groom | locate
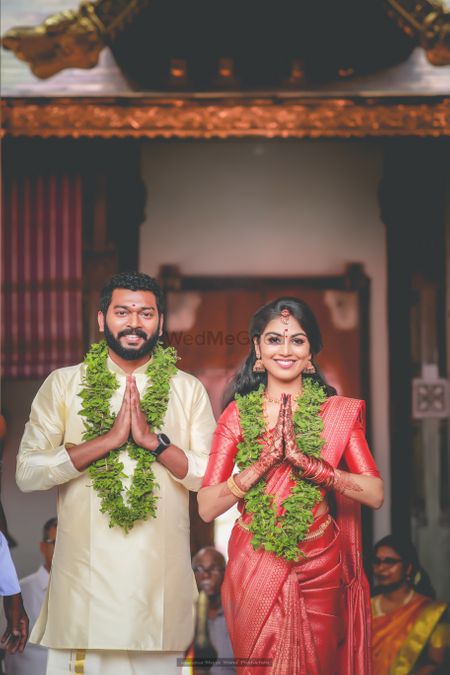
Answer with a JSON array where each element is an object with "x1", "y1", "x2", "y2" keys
[{"x1": 16, "y1": 271, "x2": 216, "y2": 675}]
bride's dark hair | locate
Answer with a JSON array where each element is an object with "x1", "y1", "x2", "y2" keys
[{"x1": 223, "y1": 296, "x2": 336, "y2": 407}]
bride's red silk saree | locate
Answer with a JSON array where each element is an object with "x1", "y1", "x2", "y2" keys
[{"x1": 202, "y1": 396, "x2": 380, "y2": 675}]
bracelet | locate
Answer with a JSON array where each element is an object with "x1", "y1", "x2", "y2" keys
[
  {"x1": 300, "y1": 456, "x2": 336, "y2": 489},
  {"x1": 227, "y1": 474, "x2": 246, "y2": 499}
]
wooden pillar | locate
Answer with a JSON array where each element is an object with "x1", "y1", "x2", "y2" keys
[
  {"x1": 82, "y1": 140, "x2": 145, "y2": 348},
  {"x1": 380, "y1": 139, "x2": 448, "y2": 546}
]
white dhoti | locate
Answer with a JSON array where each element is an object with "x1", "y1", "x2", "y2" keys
[{"x1": 47, "y1": 648, "x2": 183, "y2": 674}]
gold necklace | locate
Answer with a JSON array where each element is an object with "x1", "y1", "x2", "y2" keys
[
  {"x1": 263, "y1": 391, "x2": 301, "y2": 438},
  {"x1": 375, "y1": 588, "x2": 414, "y2": 617},
  {"x1": 264, "y1": 393, "x2": 281, "y2": 404},
  {"x1": 264, "y1": 390, "x2": 302, "y2": 405}
]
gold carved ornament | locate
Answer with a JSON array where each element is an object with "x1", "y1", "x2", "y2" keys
[
  {"x1": 384, "y1": 0, "x2": 450, "y2": 65},
  {"x1": 1, "y1": 97, "x2": 449, "y2": 139},
  {"x1": 0, "y1": 0, "x2": 150, "y2": 79}
]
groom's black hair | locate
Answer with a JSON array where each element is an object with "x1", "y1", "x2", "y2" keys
[{"x1": 99, "y1": 271, "x2": 165, "y2": 316}]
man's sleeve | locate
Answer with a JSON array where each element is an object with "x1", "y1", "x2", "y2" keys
[
  {"x1": 0, "y1": 533, "x2": 20, "y2": 596},
  {"x1": 16, "y1": 370, "x2": 82, "y2": 492},
  {"x1": 171, "y1": 380, "x2": 216, "y2": 492}
]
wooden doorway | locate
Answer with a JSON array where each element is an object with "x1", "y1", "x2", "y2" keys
[{"x1": 159, "y1": 263, "x2": 372, "y2": 556}]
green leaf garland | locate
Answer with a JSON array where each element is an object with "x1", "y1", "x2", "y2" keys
[
  {"x1": 235, "y1": 378, "x2": 327, "y2": 561},
  {"x1": 79, "y1": 340, "x2": 178, "y2": 533}
]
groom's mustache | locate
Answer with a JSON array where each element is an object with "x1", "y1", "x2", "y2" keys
[{"x1": 117, "y1": 328, "x2": 148, "y2": 340}]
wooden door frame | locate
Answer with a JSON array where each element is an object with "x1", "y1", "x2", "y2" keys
[
  {"x1": 159, "y1": 262, "x2": 371, "y2": 433},
  {"x1": 160, "y1": 262, "x2": 374, "y2": 559}
]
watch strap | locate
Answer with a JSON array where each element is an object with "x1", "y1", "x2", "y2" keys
[{"x1": 150, "y1": 433, "x2": 171, "y2": 457}]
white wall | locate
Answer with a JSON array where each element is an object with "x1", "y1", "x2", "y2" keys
[
  {"x1": 1, "y1": 138, "x2": 391, "y2": 578},
  {"x1": 140, "y1": 138, "x2": 391, "y2": 540},
  {"x1": 1, "y1": 379, "x2": 56, "y2": 578}
]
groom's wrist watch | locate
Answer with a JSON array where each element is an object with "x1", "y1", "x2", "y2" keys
[{"x1": 150, "y1": 433, "x2": 171, "y2": 457}]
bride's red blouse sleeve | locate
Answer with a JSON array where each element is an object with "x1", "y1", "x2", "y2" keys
[
  {"x1": 201, "y1": 401, "x2": 242, "y2": 487},
  {"x1": 342, "y1": 402, "x2": 381, "y2": 477}
]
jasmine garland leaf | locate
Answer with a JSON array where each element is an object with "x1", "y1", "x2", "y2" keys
[
  {"x1": 78, "y1": 340, "x2": 178, "y2": 532},
  {"x1": 235, "y1": 378, "x2": 327, "y2": 562}
]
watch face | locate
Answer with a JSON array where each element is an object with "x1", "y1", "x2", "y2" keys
[{"x1": 159, "y1": 433, "x2": 171, "y2": 447}]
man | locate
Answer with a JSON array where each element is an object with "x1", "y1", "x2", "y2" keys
[
  {"x1": 0, "y1": 505, "x2": 29, "y2": 660},
  {"x1": 16, "y1": 271, "x2": 216, "y2": 675},
  {"x1": 5, "y1": 517, "x2": 57, "y2": 675},
  {"x1": 0, "y1": 533, "x2": 29, "y2": 660},
  {"x1": 192, "y1": 548, "x2": 236, "y2": 675}
]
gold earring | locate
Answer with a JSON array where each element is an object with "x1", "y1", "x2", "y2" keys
[
  {"x1": 304, "y1": 360, "x2": 316, "y2": 374},
  {"x1": 253, "y1": 350, "x2": 265, "y2": 373}
]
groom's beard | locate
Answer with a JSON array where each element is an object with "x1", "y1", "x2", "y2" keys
[{"x1": 104, "y1": 322, "x2": 160, "y2": 361}]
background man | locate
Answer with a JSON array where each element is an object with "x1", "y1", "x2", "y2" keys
[
  {"x1": 0, "y1": 502, "x2": 29, "y2": 664},
  {"x1": 192, "y1": 547, "x2": 236, "y2": 675},
  {"x1": 16, "y1": 271, "x2": 216, "y2": 675},
  {"x1": 5, "y1": 517, "x2": 57, "y2": 675}
]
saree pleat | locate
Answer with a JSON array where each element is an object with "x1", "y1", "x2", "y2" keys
[
  {"x1": 223, "y1": 512, "x2": 342, "y2": 674},
  {"x1": 334, "y1": 492, "x2": 373, "y2": 675}
]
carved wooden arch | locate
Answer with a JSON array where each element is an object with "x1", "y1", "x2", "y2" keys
[{"x1": 1, "y1": 95, "x2": 449, "y2": 139}]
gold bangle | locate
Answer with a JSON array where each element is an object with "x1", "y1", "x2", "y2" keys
[{"x1": 227, "y1": 475, "x2": 246, "y2": 499}]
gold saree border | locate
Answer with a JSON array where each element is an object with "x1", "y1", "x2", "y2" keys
[
  {"x1": 1, "y1": 96, "x2": 449, "y2": 139},
  {"x1": 429, "y1": 621, "x2": 450, "y2": 649},
  {"x1": 390, "y1": 601, "x2": 448, "y2": 674}
]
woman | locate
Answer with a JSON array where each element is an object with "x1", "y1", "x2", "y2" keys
[
  {"x1": 198, "y1": 297, "x2": 384, "y2": 675},
  {"x1": 372, "y1": 535, "x2": 449, "y2": 674}
]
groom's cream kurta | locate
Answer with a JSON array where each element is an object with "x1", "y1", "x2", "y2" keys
[{"x1": 16, "y1": 357, "x2": 216, "y2": 652}]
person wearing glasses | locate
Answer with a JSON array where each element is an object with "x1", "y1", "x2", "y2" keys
[
  {"x1": 198, "y1": 297, "x2": 383, "y2": 675},
  {"x1": 5, "y1": 517, "x2": 57, "y2": 675},
  {"x1": 371, "y1": 535, "x2": 449, "y2": 674}
]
